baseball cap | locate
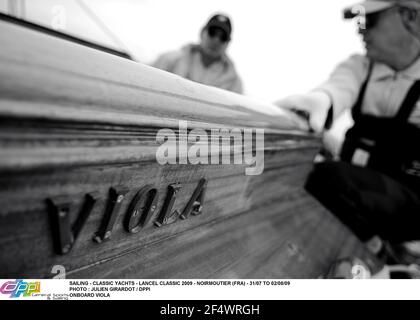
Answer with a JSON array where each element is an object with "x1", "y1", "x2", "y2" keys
[
  {"x1": 344, "y1": 0, "x2": 420, "y2": 19},
  {"x1": 203, "y1": 14, "x2": 232, "y2": 40}
]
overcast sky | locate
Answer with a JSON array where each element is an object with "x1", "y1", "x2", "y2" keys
[{"x1": 0, "y1": 0, "x2": 363, "y2": 102}]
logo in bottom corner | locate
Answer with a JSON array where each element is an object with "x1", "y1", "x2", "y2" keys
[{"x1": 0, "y1": 280, "x2": 41, "y2": 298}]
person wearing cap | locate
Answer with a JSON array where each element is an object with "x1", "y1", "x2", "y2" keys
[
  {"x1": 276, "y1": 0, "x2": 420, "y2": 264},
  {"x1": 152, "y1": 13, "x2": 243, "y2": 94}
]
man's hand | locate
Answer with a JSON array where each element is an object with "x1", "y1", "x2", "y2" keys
[{"x1": 274, "y1": 91, "x2": 331, "y2": 133}]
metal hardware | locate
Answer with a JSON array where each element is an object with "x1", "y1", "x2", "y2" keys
[
  {"x1": 125, "y1": 186, "x2": 158, "y2": 234},
  {"x1": 47, "y1": 192, "x2": 98, "y2": 255},
  {"x1": 93, "y1": 186, "x2": 128, "y2": 243},
  {"x1": 154, "y1": 183, "x2": 182, "y2": 227},
  {"x1": 180, "y1": 178, "x2": 207, "y2": 219}
]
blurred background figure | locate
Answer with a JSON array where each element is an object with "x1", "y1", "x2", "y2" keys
[{"x1": 152, "y1": 13, "x2": 243, "y2": 93}]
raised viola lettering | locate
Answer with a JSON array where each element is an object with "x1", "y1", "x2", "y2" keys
[{"x1": 125, "y1": 185, "x2": 158, "y2": 233}]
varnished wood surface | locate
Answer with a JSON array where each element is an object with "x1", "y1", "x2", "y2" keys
[
  {"x1": 0, "y1": 20, "x2": 306, "y2": 132},
  {"x1": 0, "y1": 17, "x2": 380, "y2": 278}
]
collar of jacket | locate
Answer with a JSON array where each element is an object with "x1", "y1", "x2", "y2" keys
[
  {"x1": 372, "y1": 55, "x2": 420, "y2": 81},
  {"x1": 186, "y1": 43, "x2": 231, "y2": 68}
]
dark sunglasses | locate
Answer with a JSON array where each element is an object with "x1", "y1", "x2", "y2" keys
[
  {"x1": 207, "y1": 27, "x2": 229, "y2": 42},
  {"x1": 364, "y1": 12, "x2": 382, "y2": 29},
  {"x1": 362, "y1": 7, "x2": 399, "y2": 30}
]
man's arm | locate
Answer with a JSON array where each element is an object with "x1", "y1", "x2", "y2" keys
[
  {"x1": 152, "y1": 50, "x2": 181, "y2": 73},
  {"x1": 315, "y1": 54, "x2": 370, "y2": 122},
  {"x1": 226, "y1": 75, "x2": 243, "y2": 94},
  {"x1": 274, "y1": 91, "x2": 331, "y2": 133},
  {"x1": 274, "y1": 54, "x2": 369, "y2": 133}
]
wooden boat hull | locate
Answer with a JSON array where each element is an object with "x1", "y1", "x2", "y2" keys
[{"x1": 0, "y1": 17, "x2": 379, "y2": 278}]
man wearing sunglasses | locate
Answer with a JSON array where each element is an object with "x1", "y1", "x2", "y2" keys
[
  {"x1": 276, "y1": 0, "x2": 420, "y2": 267},
  {"x1": 153, "y1": 13, "x2": 243, "y2": 94}
]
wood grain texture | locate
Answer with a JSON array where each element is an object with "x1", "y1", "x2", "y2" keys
[{"x1": 0, "y1": 17, "x2": 381, "y2": 279}]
